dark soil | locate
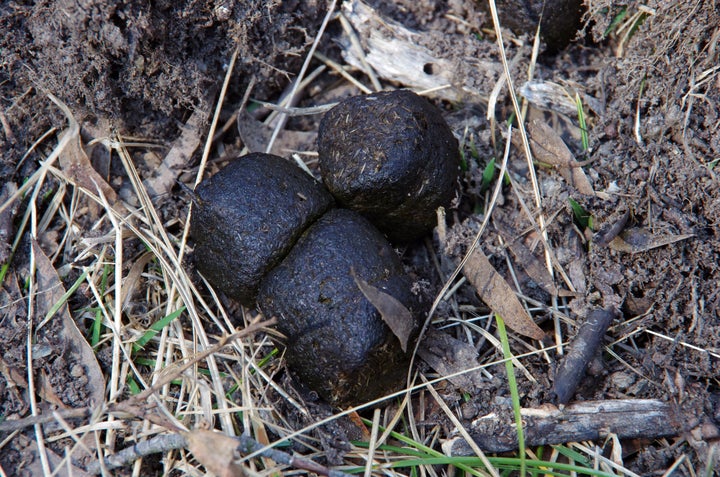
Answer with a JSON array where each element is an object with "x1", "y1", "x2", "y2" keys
[{"x1": 1, "y1": 0, "x2": 718, "y2": 476}]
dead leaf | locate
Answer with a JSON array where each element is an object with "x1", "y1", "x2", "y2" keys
[
  {"x1": 527, "y1": 120, "x2": 594, "y2": 195},
  {"x1": 120, "y1": 251, "x2": 155, "y2": 309},
  {"x1": 593, "y1": 209, "x2": 631, "y2": 247},
  {"x1": 33, "y1": 241, "x2": 105, "y2": 409},
  {"x1": 49, "y1": 94, "x2": 117, "y2": 203},
  {"x1": 144, "y1": 105, "x2": 210, "y2": 197},
  {"x1": 0, "y1": 355, "x2": 27, "y2": 390},
  {"x1": 418, "y1": 328, "x2": 485, "y2": 390},
  {"x1": 463, "y1": 247, "x2": 545, "y2": 341},
  {"x1": 520, "y1": 81, "x2": 577, "y2": 116},
  {"x1": 352, "y1": 269, "x2": 415, "y2": 352},
  {"x1": 347, "y1": 410, "x2": 371, "y2": 440},
  {"x1": 185, "y1": 429, "x2": 246, "y2": 477},
  {"x1": 607, "y1": 228, "x2": 694, "y2": 253},
  {"x1": 23, "y1": 437, "x2": 93, "y2": 477},
  {"x1": 494, "y1": 219, "x2": 559, "y2": 296}
]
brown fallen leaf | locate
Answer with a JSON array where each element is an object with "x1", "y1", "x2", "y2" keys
[
  {"x1": 33, "y1": 241, "x2": 105, "y2": 409},
  {"x1": 527, "y1": 120, "x2": 594, "y2": 196},
  {"x1": 607, "y1": 228, "x2": 694, "y2": 253},
  {"x1": 347, "y1": 410, "x2": 372, "y2": 440},
  {"x1": 120, "y1": 251, "x2": 155, "y2": 309},
  {"x1": 23, "y1": 438, "x2": 93, "y2": 477},
  {"x1": 463, "y1": 247, "x2": 545, "y2": 341},
  {"x1": 0, "y1": 354, "x2": 28, "y2": 390},
  {"x1": 494, "y1": 218, "x2": 559, "y2": 296},
  {"x1": 593, "y1": 209, "x2": 631, "y2": 247},
  {"x1": 184, "y1": 429, "x2": 246, "y2": 477},
  {"x1": 352, "y1": 269, "x2": 415, "y2": 352},
  {"x1": 48, "y1": 94, "x2": 117, "y2": 203},
  {"x1": 144, "y1": 105, "x2": 210, "y2": 197}
]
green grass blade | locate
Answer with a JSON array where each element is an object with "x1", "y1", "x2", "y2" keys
[
  {"x1": 496, "y1": 314, "x2": 526, "y2": 476},
  {"x1": 132, "y1": 306, "x2": 186, "y2": 352},
  {"x1": 41, "y1": 267, "x2": 91, "y2": 325},
  {"x1": 603, "y1": 7, "x2": 628, "y2": 37},
  {"x1": 575, "y1": 93, "x2": 589, "y2": 152},
  {"x1": 481, "y1": 158, "x2": 497, "y2": 192}
]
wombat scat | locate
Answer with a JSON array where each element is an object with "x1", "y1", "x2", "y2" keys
[
  {"x1": 191, "y1": 90, "x2": 462, "y2": 406},
  {"x1": 318, "y1": 90, "x2": 461, "y2": 242},
  {"x1": 258, "y1": 209, "x2": 419, "y2": 405},
  {"x1": 190, "y1": 153, "x2": 333, "y2": 306},
  {"x1": 190, "y1": 154, "x2": 419, "y2": 405}
]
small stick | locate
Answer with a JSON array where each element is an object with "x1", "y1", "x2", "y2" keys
[
  {"x1": 0, "y1": 408, "x2": 91, "y2": 433},
  {"x1": 85, "y1": 433, "x2": 187, "y2": 474},
  {"x1": 85, "y1": 431, "x2": 356, "y2": 476},
  {"x1": 235, "y1": 433, "x2": 354, "y2": 477},
  {"x1": 552, "y1": 308, "x2": 616, "y2": 404}
]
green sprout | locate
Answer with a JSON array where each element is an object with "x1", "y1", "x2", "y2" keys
[
  {"x1": 569, "y1": 197, "x2": 593, "y2": 231},
  {"x1": 575, "y1": 93, "x2": 589, "y2": 152}
]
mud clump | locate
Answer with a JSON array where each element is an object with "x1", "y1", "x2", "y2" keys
[
  {"x1": 258, "y1": 209, "x2": 417, "y2": 405},
  {"x1": 190, "y1": 153, "x2": 333, "y2": 307},
  {"x1": 318, "y1": 90, "x2": 461, "y2": 242}
]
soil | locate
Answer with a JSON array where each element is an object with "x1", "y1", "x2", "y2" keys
[{"x1": 1, "y1": 1, "x2": 719, "y2": 476}]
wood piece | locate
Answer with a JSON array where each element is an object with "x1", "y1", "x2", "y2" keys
[
  {"x1": 340, "y1": 0, "x2": 506, "y2": 101},
  {"x1": 552, "y1": 308, "x2": 616, "y2": 404},
  {"x1": 0, "y1": 182, "x2": 18, "y2": 264},
  {"x1": 446, "y1": 399, "x2": 690, "y2": 454}
]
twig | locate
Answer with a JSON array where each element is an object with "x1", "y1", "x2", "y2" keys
[
  {"x1": 235, "y1": 433, "x2": 354, "y2": 477},
  {"x1": 85, "y1": 431, "x2": 355, "y2": 477},
  {"x1": 448, "y1": 399, "x2": 692, "y2": 454},
  {"x1": 84, "y1": 433, "x2": 187, "y2": 475},
  {"x1": 251, "y1": 100, "x2": 337, "y2": 116},
  {"x1": 0, "y1": 408, "x2": 91, "y2": 433}
]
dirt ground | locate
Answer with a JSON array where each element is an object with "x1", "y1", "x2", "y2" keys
[{"x1": 1, "y1": 0, "x2": 719, "y2": 476}]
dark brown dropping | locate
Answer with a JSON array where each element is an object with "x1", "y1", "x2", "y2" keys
[
  {"x1": 479, "y1": 0, "x2": 585, "y2": 52},
  {"x1": 258, "y1": 209, "x2": 420, "y2": 406},
  {"x1": 190, "y1": 153, "x2": 333, "y2": 306},
  {"x1": 318, "y1": 90, "x2": 461, "y2": 242}
]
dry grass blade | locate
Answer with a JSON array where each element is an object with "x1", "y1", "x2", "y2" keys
[{"x1": 265, "y1": 0, "x2": 337, "y2": 154}]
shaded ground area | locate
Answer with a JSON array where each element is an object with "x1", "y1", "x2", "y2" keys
[{"x1": 1, "y1": 0, "x2": 718, "y2": 476}]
